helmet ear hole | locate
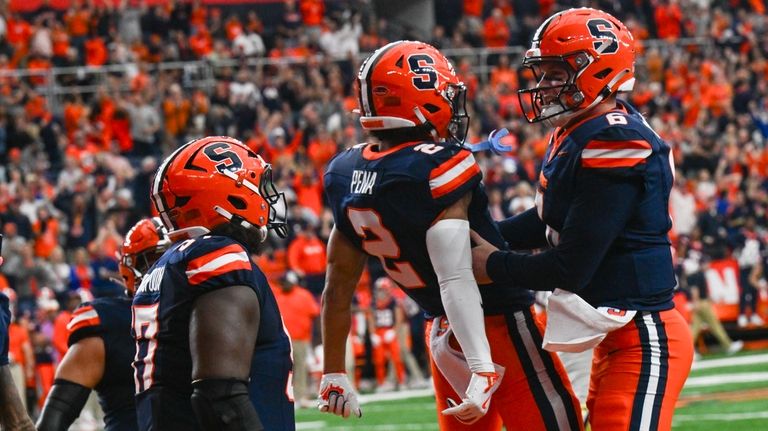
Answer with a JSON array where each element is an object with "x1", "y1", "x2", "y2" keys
[
  {"x1": 593, "y1": 68, "x2": 612, "y2": 79},
  {"x1": 422, "y1": 104, "x2": 441, "y2": 114},
  {"x1": 175, "y1": 196, "x2": 191, "y2": 207},
  {"x1": 227, "y1": 196, "x2": 247, "y2": 210}
]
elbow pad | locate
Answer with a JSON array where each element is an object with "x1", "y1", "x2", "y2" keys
[
  {"x1": 426, "y1": 219, "x2": 494, "y2": 373},
  {"x1": 36, "y1": 379, "x2": 91, "y2": 431},
  {"x1": 191, "y1": 378, "x2": 263, "y2": 431}
]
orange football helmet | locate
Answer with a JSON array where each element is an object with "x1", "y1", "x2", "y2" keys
[
  {"x1": 518, "y1": 8, "x2": 635, "y2": 123},
  {"x1": 151, "y1": 136, "x2": 287, "y2": 241},
  {"x1": 356, "y1": 40, "x2": 469, "y2": 143},
  {"x1": 119, "y1": 217, "x2": 170, "y2": 296}
]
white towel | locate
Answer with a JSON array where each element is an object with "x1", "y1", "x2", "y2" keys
[
  {"x1": 429, "y1": 316, "x2": 505, "y2": 396},
  {"x1": 543, "y1": 289, "x2": 636, "y2": 353}
]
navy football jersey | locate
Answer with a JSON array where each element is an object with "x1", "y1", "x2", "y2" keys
[
  {"x1": 324, "y1": 141, "x2": 533, "y2": 317},
  {"x1": 373, "y1": 299, "x2": 396, "y2": 329},
  {"x1": 1, "y1": 292, "x2": 9, "y2": 367},
  {"x1": 68, "y1": 297, "x2": 137, "y2": 431},
  {"x1": 492, "y1": 100, "x2": 676, "y2": 311},
  {"x1": 132, "y1": 235, "x2": 294, "y2": 431}
]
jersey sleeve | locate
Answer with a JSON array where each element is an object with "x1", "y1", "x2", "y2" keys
[
  {"x1": 67, "y1": 303, "x2": 104, "y2": 346},
  {"x1": 487, "y1": 169, "x2": 642, "y2": 292},
  {"x1": 427, "y1": 149, "x2": 482, "y2": 206},
  {"x1": 183, "y1": 237, "x2": 262, "y2": 299},
  {"x1": 1, "y1": 295, "x2": 10, "y2": 366},
  {"x1": 579, "y1": 127, "x2": 652, "y2": 176}
]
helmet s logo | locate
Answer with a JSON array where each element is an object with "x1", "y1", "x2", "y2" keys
[
  {"x1": 407, "y1": 54, "x2": 438, "y2": 90},
  {"x1": 203, "y1": 142, "x2": 244, "y2": 173},
  {"x1": 587, "y1": 19, "x2": 619, "y2": 55}
]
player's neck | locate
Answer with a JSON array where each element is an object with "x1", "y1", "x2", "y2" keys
[
  {"x1": 372, "y1": 140, "x2": 400, "y2": 152},
  {"x1": 560, "y1": 99, "x2": 618, "y2": 132}
]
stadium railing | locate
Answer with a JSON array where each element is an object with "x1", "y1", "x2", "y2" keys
[{"x1": 0, "y1": 38, "x2": 710, "y2": 114}]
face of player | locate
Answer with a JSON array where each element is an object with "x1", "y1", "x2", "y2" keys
[
  {"x1": 532, "y1": 61, "x2": 578, "y2": 127},
  {"x1": 532, "y1": 61, "x2": 579, "y2": 128}
]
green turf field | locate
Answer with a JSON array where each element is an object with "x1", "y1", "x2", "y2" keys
[{"x1": 297, "y1": 350, "x2": 768, "y2": 430}]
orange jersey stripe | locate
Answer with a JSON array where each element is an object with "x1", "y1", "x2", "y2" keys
[
  {"x1": 429, "y1": 151, "x2": 473, "y2": 180},
  {"x1": 68, "y1": 317, "x2": 101, "y2": 333},
  {"x1": 186, "y1": 244, "x2": 245, "y2": 272},
  {"x1": 582, "y1": 157, "x2": 648, "y2": 169},
  {"x1": 584, "y1": 139, "x2": 652, "y2": 150},
  {"x1": 431, "y1": 164, "x2": 481, "y2": 198},
  {"x1": 187, "y1": 255, "x2": 252, "y2": 285},
  {"x1": 67, "y1": 306, "x2": 100, "y2": 333}
]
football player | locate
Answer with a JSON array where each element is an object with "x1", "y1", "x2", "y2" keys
[
  {"x1": 471, "y1": 8, "x2": 694, "y2": 431},
  {"x1": 135, "y1": 136, "x2": 294, "y2": 431},
  {"x1": 36, "y1": 217, "x2": 170, "y2": 431},
  {"x1": 320, "y1": 40, "x2": 582, "y2": 430},
  {"x1": 368, "y1": 279, "x2": 406, "y2": 389},
  {"x1": 1, "y1": 272, "x2": 35, "y2": 430}
]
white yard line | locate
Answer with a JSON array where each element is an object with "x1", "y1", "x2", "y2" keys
[
  {"x1": 296, "y1": 421, "x2": 327, "y2": 430},
  {"x1": 363, "y1": 402, "x2": 437, "y2": 413},
  {"x1": 358, "y1": 388, "x2": 434, "y2": 404},
  {"x1": 692, "y1": 353, "x2": 768, "y2": 371},
  {"x1": 685, "y1": 372, "x2": 768, "y2": 388},
  {"x1": 674, "y1": 411, "x2": 768, "y2": 422}
]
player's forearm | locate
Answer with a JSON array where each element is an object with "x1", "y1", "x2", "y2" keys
[
  {"x1": 0, "y1": 366, "x2": 35, "y2": 431},
  {"x1": 487, "y1": 174, "x2": 641, "y2": 292},
  {"x1": 322, "y1": 228, "x2": 366, "y2": 373},
  {"x1": 36, "y1": 379, "x2": 91, "y2": 431},
  {"x1": 427, "y1": 219, "x2": 494, "y2": 373},
  {"x1": 321, "y1": 289, "x2": 353, "y2": 373},
  {"x1": 496, "y1": 207, "x2": 548, "y2": 250}
]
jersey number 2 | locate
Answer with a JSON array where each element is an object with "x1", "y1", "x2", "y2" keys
[
  {"x1": 132, "y1": 303, "x2": 159, "y2": 392},
  {"x1": 347, "y1": 208, "x2": 425, "y2": 289}
]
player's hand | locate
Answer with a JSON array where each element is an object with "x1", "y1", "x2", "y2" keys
[
  {"x1": 442, "y1": 371, "x2": 501, "y2": 424},
  {"x1": 469, "y1": 230, "x2": 497, "y2": 284},
  {"x1": 370, "y1": 333, "x2": 381, "y2": 347},
  {"x1": 318, "y1": 373, "x2": 362, "y2": 418}
]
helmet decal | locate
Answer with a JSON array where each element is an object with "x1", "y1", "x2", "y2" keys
[{"x1": 518, "y1": 8, "x2": 636, "y2": 124}]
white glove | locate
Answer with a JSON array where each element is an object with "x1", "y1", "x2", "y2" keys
[
  {"x1": 317, "y1": 373, "x2": 362, "y2": 418},
  {"x1": 442, "y1": 371, "x2": 501, "y2": 424},
  {"x1": 382, "y1": 329, "x2": 396, "y2": 343},
  {"x1": 370, "y1": 333, "x2": 381, "y2": 347}
]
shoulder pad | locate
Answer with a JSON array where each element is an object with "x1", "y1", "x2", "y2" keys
[{"x1": 183, "y1": 236, "x2": 251, "y2": 286}]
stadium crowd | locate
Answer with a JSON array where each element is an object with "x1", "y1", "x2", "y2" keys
[{"x1": 1, "y1": 0, "x2": 768, "y2": 418}]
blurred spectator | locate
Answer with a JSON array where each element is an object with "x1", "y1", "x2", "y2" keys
[
  {"x1": 287, "y1": 222, "x2": 326, "y2": 297},
  {"x1": 682, "y1": 241, "x2": 744, "y2": 357},
  {"x1": 163, "y1": 83, "x2": 191, "y2": 146},
  {"x1": 271, "y1": 271, "x2": 319, "y2": 407},
  {"x1": 671, "y1": 175, "x2": 698, "y2": 238},
  {"x1": 318, "y1": 13, "x2": 361, "y2": 58},
  {"x1": 230, "y1": 69, "x2": 261, "y2": 135},
  {"x1": 126, "y1": 92, "x2": 160, "y2": 158},
  {"x1": 2, "y1": 287, "x2": 34, "y2": 412},
  {"x1": 46, "y1": 247, "x2": 70, "y2": 293},
  {"x1": 369, "y1": 279, "x2": 406, "y2": 392},
  {"x1": 299, "y1": 0, "x2": 325, "y2": 41},
  {"x1": 88, "y1": 222, "x2": 122, "y2": 298},
  {"x1": 734, "y1": 217, "x2": 766, "y2": 327},
  {"x1": 483, "y1": 8, "x2": 510, "y2": 49},
  {"x1": 655, "y1": 0, "x2": 683, "y2": 40},
  {"x1": 69, "y1": 248, "x2": 93, "y2": 291}
]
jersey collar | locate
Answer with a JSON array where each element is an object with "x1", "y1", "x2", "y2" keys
[{"x1": 362, "y1": 141, "x2": 421, "y2": 160}]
